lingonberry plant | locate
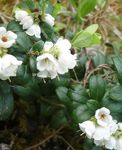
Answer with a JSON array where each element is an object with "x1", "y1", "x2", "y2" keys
[{"x1": 0, "y1": 0, "x2": 122, "y2": 149}]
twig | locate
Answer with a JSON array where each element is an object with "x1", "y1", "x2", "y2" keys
[
  {"x1": 24, "y1": 125, "x2": 66, "y2": 150},
  {"x1": 57, "y1": 136, "x2": 75, "y2": 150},
  {"x1": 73, "y1": 69, "x2": 79, "y2": 82},
  {"x1": 40, "y1": 96, "x2": 65, "y2": 108}
]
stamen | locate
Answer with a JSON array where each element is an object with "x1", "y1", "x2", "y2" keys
[{"x1": 1, "y1": 36, "x2": 8, "y2": 42}]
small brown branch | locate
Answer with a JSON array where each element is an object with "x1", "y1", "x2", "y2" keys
[
  {"x1": 58, "y1": 136, "x2": 76, "y2": 150},
  {"x1": 24, "y1": 126, "x2": 66, "y2": 150},
  {"x1": 40, "y1": 96, "x2": 65, "y2": 108}
]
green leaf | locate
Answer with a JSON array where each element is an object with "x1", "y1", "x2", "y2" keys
[
  {"x1": 78, "y1": 0, "x2": 97, "y2": 18},
  {"x1": 13, "y1": 80, "x2": 40, "y2": 100},
  {"x1": 53, "y1": 74, "x2": 70, "y2": 87},
  {"x1": 29, "y1": 56, "x2": 37, "y2": 73},
  {"x1": 32, "y1": 40, "x2": 44, "y2": 51},
  {"x1": 15, "y1": 65, "x2": 32, "y2": 85},
  {"x1": 113, "y1": 56, "x2": 122, "y2": 84},
  {"x1": 16, "y1": 32, "x2": 32, "y2": 51},
  {"x1": 69, "y1": 84, "x2": 89, "y2": 103},
  {"x1": 109, "y1": 86, "x2": 122, "y2": 102},
  {"x1": 93, "y1": 51, "x2": 106, "y2": 67},
  {"x1": 89, "y1": 75, "x2": 106, "y2": 100},
  {"x1": 52, "y1": 3, "x2": 62, "y2": 16},
  {"x1": 41, "y1": 22, "x2": 54, "y2": 40},
  {"x1": 85, "y1": 24, "x2": 99, "y2": 34},
  {"x1": 102, "y1": 96, "x2": 122, "y2": 114},
  {"x1": 18, "y1": 0, "x2": 35, "y2": 11},
  {"x1": 13, "y1": 85, "x2": 32, "y2": 99},
  {"x1": 56, "y1": 87, "x2": 71, "y2": 105},
  {"x1": 72, "y1": 25, "x2": 101, "y2": 48},
  {"x1": 0, "y1": 81, "x2": 14, "y2": 120},
  {"x1": 51, "y1": 110, "x2": 68, "y2": 128},
  {"x1": 87, "y1": 99, "x2": 99, "y2": 111},
  {"x1": 7, "y1": 20, "x2": 23, "y2": 32},
  {"x1": 71, "y1": 104, "x2": 92, "y2": 123}
]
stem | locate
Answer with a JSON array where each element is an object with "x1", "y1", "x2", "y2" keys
[{"x1": 24, "y1": 125, "x2": 66, "y2": 150}]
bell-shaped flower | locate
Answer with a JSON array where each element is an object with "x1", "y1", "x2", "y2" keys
[
  {"x1": 116, "y1": 137, "x2": 122, "y2": 150},
  {"x1": 55, "y1": 38, "x2": 77, "y2": 74},
  {"x1": 26, "y1": 24, "x2": 41, "y2": 38},
  {"x1": 42, "y1": 38, "x2": 77, "y2": 75},
  {"x1": 104, "y1": 136, "x2": 117, "y2": 150},
  {"x1": 0, "y1": 27, "x2": 17, "y2": 48},
  {"x1": 44, "y1": 14, "x2": 55, "y2": 26},
  {"x1": 20, "y1": 15, "x2": 33, "y2": 30},
  {"x1": 43, "y1": 41, "x2": 54, "y2": 52},
  {"x1": 0, "y1": 54, "x2": 22, "y2": 80},
  {"x1": 95, "y1": 107, "x2": 112, "y2": 127},
  {"x1": 79, "y1": 120, "x2": 96, "y2": 139},
  {"x1": 93, "y1": 125, "x2": 111, "y2": 141},
  {"x1": 15, "y1": 9, "x2": 28, "y2": 22},
  {"x1": 36, "y1": 53, "x2": 58, "y2": 79}
]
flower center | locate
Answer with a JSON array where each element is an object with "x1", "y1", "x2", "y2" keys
[
  {"x1": 44, "y1": 58, "x2": 49, "y2": 64},
  {"x1": 49, "y1": 46, "x2": 60, "y2": 59},
  {"x1": 1, "y1": 36, "x2": 8, "y2": 42},
  {"x1": 100, "y1": 113, "x2": 106, "y2": 120}
]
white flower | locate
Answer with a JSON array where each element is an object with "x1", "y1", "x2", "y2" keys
[
  {"x1": 0, "y1": 54, "x2": 22, "y2": 80},
  {"x1": 104, "y1": 136, "x2": 116, "y2": 150},
  {"x1": 36, "y1": 53, "x2": 58, "y2": 79},
  {"x1": 44, "y1": 14, "x2": 55, "y2": 26},
  {"x1": 26, "y1": 24, "x2": 41, "y2": 38},
  {"x1": 0, "y1": 27, "x2": 17, "y2": 48},
  {"x1": 43, "y1": 41, "x2": 53, "y2": 52},
  {"x1": 116, "y1": 137, "x2": 122, "y2": 150},
  {"x1": 109, "y1": 120, "x2": 118, "y2": 134},
  {"x1": 95, "y1": 107, "x2": 112, "y2": 127},
  {"x1": 37, "y1": 70, "x2": 57, "y2": 79},
  {"x1": 43, "y1": 38, "x2": 77, "y2": 75},
  {"x1": 93, "y1": 125, "x2": 111, "y2": 141},
  {"x1": 118, "y1": 123, "x2": 122, "y2": 130},
  {"x1": 94, "y1": 139, "x2": 105, "y2": 146},
  {"x1": 79, "y1": 121, "x2": 96, "y2": 139},
  {"x1": 20, "y1": 15, "x2": 33, "y2": 30},
  {"x1": 54, "y1": 38, "x2": 76, "y2": 74},
  {"x1": 15, "y1": 10, "x2": 28, "y2": 22}
]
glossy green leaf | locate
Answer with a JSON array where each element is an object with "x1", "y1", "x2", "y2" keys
[
  {"x1": 7, "y1": 20, "x2": 23, "y2": 32},
  {"x1": 93, "y1": 51, "x2": 106, "y2": 67},
  {"x1": 16, "y1": 32, "x2": 32, "y2": 51},
  {"x1": 109, "y1": 86, "x2": 122, "y2": 102},
  {"x1": 87, "y1": 99, "x2": 99, "y2": 111},
  {"x1": 89, "y1": 75, "x2": 106, "y2": 100},
  {"x1": 102, "y1": 96, "x2": 122, "y2": 114},
  {"x1": 51, "y1": 110, "x2": 68, "y2": 128},
  {"x1": 41, "y1": 22, "x2": 54, "y2": 40},
  {"x1": 71, "y1": 104, "x2": 92, "y2": 123},
  {"x1": 113, "y1": 56, "x2": 122, "y2": 84},
  {"x1": 69, "y1": 84, "x2": 89, "y2": 103},
  {"x1": 78, "y1": 0, "x2": 97, "y2": 18},
  {"x1": 0, "y1": 81, "x2": 14, "y2": 120},
  {"x1": 32, "y1": 40, "x2": 44, "y2": 51},
  {"x1": 72, "y1": 25, "x2": 101, "y2": 48},
  {"x1": 56, "y1": 87, "x2": 71, "y2": 105},
  {"x1": 29, "y1": 56, "x2": 37, "y2": 73},
  {"x1": 15, "y1": 65, "x2": 32, "y2": 85}
]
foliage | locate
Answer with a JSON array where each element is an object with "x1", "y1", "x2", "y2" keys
[{"x1": 0, "y1": 0, "x2": 122, "y2": 150}]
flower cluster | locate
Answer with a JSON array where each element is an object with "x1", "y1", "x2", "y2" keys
[
  {"x1": 36, "y1": 38, "x2": 77, "y2": 79},
  {"x1": 79, "y1": 107, "x2": 122, "y2": 150},
  {"x1": 15, "y1": 9, "x2": 55, "y2": 39},
  {"x1": 14, "y1": 9, "x2": 76, "y2": 79},
  {"x1": 15, "y1": 9, "x2": 41, "y2": 38},
  {"x1": 0, "y1": 27, "x2": 22, "y2": 80}
]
